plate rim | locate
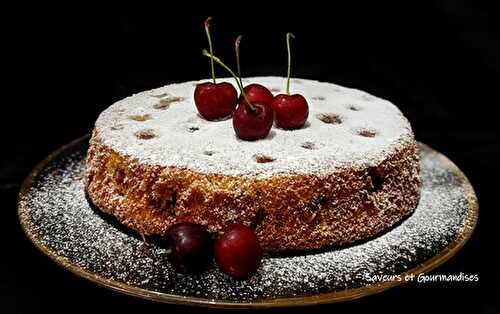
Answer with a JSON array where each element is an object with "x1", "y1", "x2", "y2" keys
[{"x1": 17, "y1": 135, "x2": 479, "y2": 309}]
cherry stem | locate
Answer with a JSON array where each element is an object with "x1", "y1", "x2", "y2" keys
[
  {"x1": 286, "y1": 32, "x2": 295, "y2": 95},
  {"x1": 204, "y1": 17, "x2": 216, "y2": 84},
  {"x1": 202, "y1": 49, "x2": 256, "y2": 111},
  {"x1": 235, "y1": 35, "x2": 243, "y2": 88}
]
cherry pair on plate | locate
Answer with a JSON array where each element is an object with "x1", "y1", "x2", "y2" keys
[{"x1": 168, "y1": 222, "x2": 262, "y2": 280}]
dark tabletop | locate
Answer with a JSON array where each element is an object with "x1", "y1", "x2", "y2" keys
[{"x1": 3, "y1": 2, "x2": 499, "y2": 313}]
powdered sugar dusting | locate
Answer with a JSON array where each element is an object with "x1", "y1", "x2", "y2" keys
[
  {"x1": 94, "y1": 77, "x2": 414, "y2": 177},
  {"x1": 19, "y1": 142, "x2": 476, "y2": 303}
]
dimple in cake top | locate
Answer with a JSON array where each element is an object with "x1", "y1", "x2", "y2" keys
[{"x1": 94, "y1": 77, "x2": 415, "y2": 177}]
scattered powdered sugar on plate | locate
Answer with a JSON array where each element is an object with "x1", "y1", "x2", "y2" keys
[
  {"x1": 94, "y1": 77, "x2": 415, "y2": 177},
  {"x1": 19, "y1": 140, "x2": 476, "y2": 302}
]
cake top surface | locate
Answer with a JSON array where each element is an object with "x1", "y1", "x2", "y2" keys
[{"x1": 94, "y1": 76, "x2": 415, "y2": 177}]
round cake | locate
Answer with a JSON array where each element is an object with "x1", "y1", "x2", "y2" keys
[{"x1": 85, "y1": 76, "x2": 421, "y2": 252}]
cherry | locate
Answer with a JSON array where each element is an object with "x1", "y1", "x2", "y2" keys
[
  {"x1": 167, "y1": 223, "x2": 212, "y2": 273},
  {"x1": 234, "y1": 37, "x2": 274, "y2": 107},
  {"x1": 214, "y1": 224, "x2": 263, "y2": 279},
  {"x1": 194, "y1": 17, "x2": 238, "y2": 121},
  {"x1": 202, "y1": 36, "x2": 274, "y2": 140},
  {"x1": 232, "y1": 101, "x2": 274, "y2": 141},
  {"x1": 194, "y1": 82, "x2": 237, "y2": 120},
  {"x1": 272, "y1": 94, "x2": 308, "y2": 129},
  {"x1": 271, "y1": 33, "x2": 309, "y2": 129},
  {"x1": 242, "y1": 84, "x2": 274, "y2": 107}
]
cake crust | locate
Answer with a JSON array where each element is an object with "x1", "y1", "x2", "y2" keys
[
  {"x1": 85, "y1": 77, "x2": 421, "y2": 252},
  {"x1": 85, "y1": 136, "x2": 420, "y2": 252}
]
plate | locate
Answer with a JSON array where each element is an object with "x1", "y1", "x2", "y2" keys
[{"x1": 18, "y1": 135, "x2": 478, "y2": 308}]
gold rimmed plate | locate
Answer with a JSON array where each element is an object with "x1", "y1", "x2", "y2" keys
[{"x1": 17, "y1": 135, "x2": 478, "y2": 308}]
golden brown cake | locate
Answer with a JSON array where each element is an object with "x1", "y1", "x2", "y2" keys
[{"x1": 85, "y1": 77, "x2": 421, "y2": 252}]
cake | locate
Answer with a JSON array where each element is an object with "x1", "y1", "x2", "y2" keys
[{"x1": 85, "y1": 76, "x2": 421, "y2": 252}]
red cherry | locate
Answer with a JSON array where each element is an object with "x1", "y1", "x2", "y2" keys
[
  {"x1": 242, "y1": 84, "x2": 274, "y2": 106},
  {"x1": 167, "y1": 223, "x2": 212, "y2": 272},
  {"x1": 194, "y1": 82, "x2": 238, "y2": 120},
  {"x1": 271, "y1": 94, "x2": 309, "y2": 129},
  {"x1": 232, "y1": 84, "x2": 274, "y2": 140},
  {"x1": 214, "y1": 224, "x2": 263, "y2": 279},
  {"x1": 232, "y1": 100, "x2": 273, "y2": 141},
  {"x1": 271, "y1": 33, "x2": 309, "y2": 129}
]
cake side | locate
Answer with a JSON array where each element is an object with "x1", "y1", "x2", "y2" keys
[
  {"x1": 85, "y1": 77, "x2": 421, "y2": 252},
  {"x1": 85, "y1": 130, "x2": 420, "y2": 251}
]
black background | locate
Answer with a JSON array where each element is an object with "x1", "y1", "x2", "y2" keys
[{"x1": 3, "y1": 2, "x2": 499, "y2": 313}]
